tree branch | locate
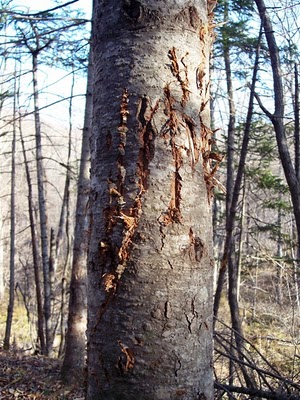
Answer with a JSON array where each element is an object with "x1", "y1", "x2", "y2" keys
[
  {"x1": 252, "y1": 89, "x2": 274, "y2": 119},
  {"x1": 32, "y1": 0, "x2": 80, "y2": 15},
  {"x1": 215, "y1": 382, "x2": 300, "y2": 400}
]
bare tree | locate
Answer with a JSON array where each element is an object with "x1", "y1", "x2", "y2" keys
[
  {"x1": 61, "y1": 49, "x2": 92, "y2": 382},
  {"x1": 254, "y1": 0, "x2": 300, "y2": 268},
  {"x1": 3, "y1": 69, "x2": 17, "y2": 350},
  {"x1": 19, "y1": 111, "x2": 46, "y2": 354}
]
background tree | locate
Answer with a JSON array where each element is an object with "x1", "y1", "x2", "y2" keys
[
  {"x1": 3, "y1": 67, "x2": 17, "y2": 350},
  {"x1": 0, "y1": 0, "x2": 89, "y2": 354},
  {"x1": 61, "y1": 47, "x2": 92, "y2": 383}
]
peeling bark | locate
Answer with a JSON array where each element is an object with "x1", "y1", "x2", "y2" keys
[{"x1": 87, "y1": 1, "x2": 215, "y2": 398}]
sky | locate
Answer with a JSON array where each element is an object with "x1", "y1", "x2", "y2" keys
[
  {"x1": 4, "y1": 0, "x2": 93, "y2": 129},
  {"x1": 13, "y1": 0, "x2": 92, "y2": 19}
]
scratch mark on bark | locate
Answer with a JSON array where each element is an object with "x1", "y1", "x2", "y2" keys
[
  {"x1": 117, "y1": 339, "x2": 135, "y2": 373},
  {"x1": 189, "y1": 228, "x2": 204, "y2": 262},
  {"x1": 183, "y1": 113, "x2": 200, "y2": 168},
  {"x1": 137, "y1": 95, "x2": 158, "y2": 191},
  {"x1": 164, "y1": 301, "x2": 171, "y2": 319},
  {"x1": 168, "y1": 47, "x2": 190, "y2": 107},
  {"x1": 158, "y1": 85, "x2": 183, "y2": 225},
  {"x1": 173, "y1": 351, "x2": 182, "y2": 377}
]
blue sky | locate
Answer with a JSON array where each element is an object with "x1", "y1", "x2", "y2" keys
[
  {"x1": 3, "y1": 1, "x2": 92, "y2": 129},
  {"x1": 13, "y1": 0, "x2": 92, "y2": 19}
]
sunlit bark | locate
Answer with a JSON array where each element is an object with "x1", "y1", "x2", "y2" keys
[{"x1": 87, "y1": 1, "x2": 215, "y2": 398}]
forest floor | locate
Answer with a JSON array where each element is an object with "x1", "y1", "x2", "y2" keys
[{"x1": 0, "y1": 350, "x2": 85, "y2": 399}]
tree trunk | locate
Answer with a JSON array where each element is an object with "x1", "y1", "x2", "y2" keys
[
  {"x1": 223, "y1": 0, "x2": 236, "y2": 214},
  {"x1": 254, "y1": 0, "x2": 300, "y2": 258},
  {"x1": 214, "y1": 24, "x2": 262, "y2": 320},
  {"x1": 57, "y1": 67, "x2": 75, "y2": 359},
  {"x1": 32, "y1": 51, "x2": 52, "y2": 355},
  {"x1": 276, "y1": 189, "x2": 283, "y2": 306},
  {"x1": 236, "y1": 178, "x2": 246, "y2": 303},
  {"x1": 20, "y1": 116, "x2": 46, "y2": 354},
  {"x1": 3, "y1": 72, "x2": 17, "y2": 350},
  {"x1": 87, "y1": 1, "x2": 215, "y2": 399},
  {"x1": 55, "y1": 68, "x2": 75, "y2": 271},
  {"x1": 294, "y1": 63, "x2": 300, "y2": 181},
  {"x1": 61, "y1": 50, "x2": 92, "y2": 383},
  {"x1": 0, "y1": 203, "x2": 4, "y2": 300}
]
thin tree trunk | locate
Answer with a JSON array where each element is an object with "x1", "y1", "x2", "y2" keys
[
  {"x1": 32, "y1": 51, "x2": 52, "y2": 355},
  {"x1": 237, "y1": 178, "x2": 246, "y2": 303},
  {"x1": 19, "y1": 116, "x2": 46, "y2": 354},
  {"x1": 58, "y1": 277, "x2": 67, "y2": 358},
  {"x1": 223, "y1": 0, "x2": 236, "y2": 214},
  {"x1": 254, "y1": 0, "x2": 300, "y2": 258},
  {"x1": 57, "y1": 66, "x2": 75, "y2": 359},
  {"x1": 294, "y1": 64, "x2": 300, "y2": 308},
  {"x1": 55, "y1": 69, "x2": 75, "y2": 269},
  {"x1": 61, "y1": 49, "x2": 92, "y2": 383},
  {"x1": 294, "y1": 63, "x2": 300, "y2": 181},
  {"x1": 3, "y1": 71, "x2": 17, "y2": 350},
  {"x1": 0, "y1": 201, "x2": 4, "y2": 300},
  {"x1": 214, "y1": 25, "x2": 262, "y2": 320},
  {"x1": 87, "y1": 1, "x2": 215, "y2": 398},
  {"x1": 276, "y1": 191, "x2": 283, "y2": 306}
]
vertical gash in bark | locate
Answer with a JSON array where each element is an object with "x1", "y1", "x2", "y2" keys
[{"x1": 87, "y1": 1, "x2": 216, "y2": 399}]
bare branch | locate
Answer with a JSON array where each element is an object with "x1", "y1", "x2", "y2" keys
[
  {"x1": 215, "y1": 382, "x2": 300, "y2": 400},
  {"x1": 31, "y1": 0, "x2": 80, "y2": 15},
  {"x1": 252, "y1": 89, "x2": 274, "y2": 119}
]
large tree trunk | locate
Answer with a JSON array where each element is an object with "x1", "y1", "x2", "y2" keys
[
  {"x1": 87, "y1": 1, "x2": 215, "y2": 399},
  {"x1": 61, "y1": 50, "x2": 92, "y2": 383}
]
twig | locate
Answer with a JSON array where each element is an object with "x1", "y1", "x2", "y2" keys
[{"x1": 215, "y1": 382, "x2": 300, "y2": 400}]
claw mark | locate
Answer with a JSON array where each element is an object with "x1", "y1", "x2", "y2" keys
[
  {"x1": 137, "y1": 95, "x2": 159, "y2": 191},
  {"x1": 168, "y1": 47, "x2": 190, "y2": 107},
  {"x1": 158, "y1": 85, "x2": 183, "y2": 225},
  {"x1": 173, "y1": 352, "x2": 182, "y2": 377},
  {"x1": 118, "y1": 340, "x2": 135, "y2": 373},
  {"x1": 185, "y1": 297, "x2": 198, "y2": 333},
  {"x1": 120, "y1": 88, "x2": 129, "y2": 125},
  {"x1": 164, "y1": 301, "x2": 171, "y2": 319},
  {"x1": 189, "y1": 228, "x2": 204, "y2": 262},
  {"x1": 185, "y1": 313, "x2": 193, "y2": 334}
]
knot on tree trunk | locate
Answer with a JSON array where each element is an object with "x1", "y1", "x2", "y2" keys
[{"x1": 123, "y1": 0, "x2": 143, "y2": 22}]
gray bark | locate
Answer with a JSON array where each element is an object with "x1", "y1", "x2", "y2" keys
[
  {"x1": 32, "y1": 51, "x2": 52, "y2": 355},
  {"x1": 87, "y1": 1, "x2": 215, "y2": 399},
  {"x1": 61, "y1": 50, "x2": 92, "y2": 383}
]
